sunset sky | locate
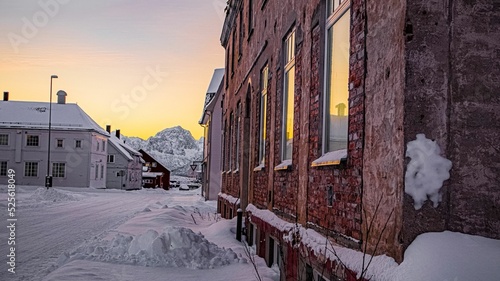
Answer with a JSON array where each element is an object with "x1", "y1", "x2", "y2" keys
[{"x1": 0, "y1": 0, "x2": 226, "y2": 140}]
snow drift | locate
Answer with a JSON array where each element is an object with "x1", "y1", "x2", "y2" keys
[{"x1": 57, "y1": 227, "x2": 241, "y2": 269}]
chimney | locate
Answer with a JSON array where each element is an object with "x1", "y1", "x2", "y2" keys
[
  {"x1": 3, "y1": 92, "x2": 8, "y2": 101},
  {"x1": 56, "y1": 90, "x2": 67, "y2": 104},
  {"x1": 106, "y1": 125, "x2": 111, "y2": 133},
  {"x1": 115, "y1": 129, "x2": 120, "y2": 139}
]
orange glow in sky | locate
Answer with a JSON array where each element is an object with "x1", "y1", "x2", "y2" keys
[{"x1": 0, "y1": 0, "x2": 226, "y2": 140}]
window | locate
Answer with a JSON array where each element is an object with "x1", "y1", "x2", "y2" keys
[
  {"x1": 101, "y1": 165, "x2": 104, "y2": 179},
  {"x1": 323, "y1": 0, "x2": 350, "y2": 153},
  {"x1": 0, "y1": 161, "x2": 7, "y2": 176},
  {"x1": 248, "y1": 0, "x2": 254, "y2": 35},
  {"x1": 24, "y1": 162, "x2": 38, "y2": 177},
  {"x1": 152, "y1": 162, "x2": 157, "y2": 168},
  {"x1": 235, "y1": 102, "x2": 241, "y2": 170},
  {"x1": 238, "y1": 10, "x2": 243, "y2": 58},
  {"x1": 0, "y1": 134, "x2": 8, "y2": 145},
  {"x1": 259, "y1": 65, "x2": 269, "y2": 165},
  {"x1": 56, "y1": 139, "x2": 63, "y2": 148},
  {"x1": 75, "y1": 140, "x2": 82, "y2": 148},
  {"x1": 231, "y1": 30, "x2": 236, "y2": 75},
  {"x1": 267, "y1": 236, "x2": 281, "y2": 268},
  {"x1": 52, "y1": 163, "x2": 65, "y2": 178},
  {"x1": 96, "y1": 141, "x2": 100, "y2": 151},
  {"x1": 26, "y1": 135, "x2": 39, "y2": 147},
  {"x1": 95, "y1": 164, "x2": 99, "y2": 180},
  {"x1": 229, "y1": 113, "x2": 234, "y2": 170},
  {"x1": 102, "y1": 140, "x2": 105, "y2": 151},
  {"x1": 223, "y1": 121, "x2": 228, "y2": 171},
  {"x1": 107, "y1": 155, "x2": 115, "y2": 163},
  {"x1": 282, "y1": 30, "x2": 296, "y2": 161}
]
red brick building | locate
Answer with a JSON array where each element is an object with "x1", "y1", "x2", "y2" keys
[{"x1": 218, "y1": 0, "x2": 499, "y2": 280}]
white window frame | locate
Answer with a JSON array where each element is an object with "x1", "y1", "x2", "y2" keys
[
  {"x1": 282, "y1": 29, "x2": 296, "y2": 161},
  {"x1": 95, "y1": 164, "x2": 99, "y2": 180},
  {"x1": 107, "y1": 155, "x2": 115, "y2": 163},
  {"x1": 26, "y1": 135, "x2": 39, "y2": 147},
  {"x1": 52, "y1": 163, "x2": 66, "y2": 178},
  {"x1": 101, "y1": 165, "x2": 104, "y2": 179},
  {"x1": 0, "y1": 134, "x2": 8, "y2": 146},
  {"x1": 75, "y1": 140, "x2": 82, "y2": 148},
  {"x1": 24, "y1": 162, "x2": 38, "y2": 177},
  {"x1": 322, "y1": 0, "x2": 351, "y2": 155},
  {"x1": 56, "y1": 139, "x2": 64, "y2": 148}
]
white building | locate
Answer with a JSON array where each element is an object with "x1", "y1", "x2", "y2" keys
[
  {"x1": 106, "y1": 129, "x2": 143, "y2": 190},
  {"x1": 0, "y1": 91, "x2": 108, "y2": 188},
  {"x1": 199, "y1": 68, "x2": 224, "y2": 200}
]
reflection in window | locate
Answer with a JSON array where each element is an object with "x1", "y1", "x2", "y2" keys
[
  {"x1": 324, "y1": 6, "x2": 350, "y2": 153},
  {"x1": 259, "y1": 65, "x2": 269, "y2": 165},
  {"x1": 282, "y1": 29, "x2": 295, "y2": 161}
]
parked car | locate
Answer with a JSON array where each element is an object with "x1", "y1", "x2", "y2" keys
[{"x1": 169, "y1": 180, "x2": 180, "y2": 188}]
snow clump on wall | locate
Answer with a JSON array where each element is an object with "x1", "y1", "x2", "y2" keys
[{"x1": 405, "y1": 134, "x2": 452, "y2": 210}]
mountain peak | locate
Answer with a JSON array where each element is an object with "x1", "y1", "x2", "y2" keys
[{"x1": 122, "y1": 125, "x2": 203, "y2": 176}]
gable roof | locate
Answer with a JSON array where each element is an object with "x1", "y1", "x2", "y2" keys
[
  {"x1": 108, "y1": 134, "x2": 142, "y2": 161},
  {"x1": 139, "y1": 149, "x2": 170, "y2": 172},
  {"x1": 0, "y1": 101, "x2": 108, "y2": 136},
  {"x1": 199, "y1": 68, "x2": 224, "y2": 124}
]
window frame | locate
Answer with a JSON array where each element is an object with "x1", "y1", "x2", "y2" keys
[
  {"x1": 24, "y1": 162, "x2": 38, "y2": 177},
  {"x1": 107, "y1": 155, "x2": 115, "y2": 163},
  {"x1": 258, "y1": 64, "x2": 269, "y2": 166},
  {"x1": 322, "y1": 0, "x2": 351, "y2": 155},
  {"x1": 0, "y1": 134, "x2": 8, "y2": 146},
  {"x1": 56, "y1": 139, "x2": 64, "y2": 148},
  {"x1": 281, "y1": 29, "x2": 296, "y2": 162},
  {"x1": 26, "y1": 135, "x2": 39, "y2": 147},
  {"x1": 0, "y1": 161, "x2": 7, "y2": 176},
  {"x1": 52, "y1": 162, "x2": 66, "y2": 178},
  {"x1": 235, "y1": 102, "x2": 241, "y2": 171},
  {"x1": 75, "y1": 140, "x2": 82, "y2": 148}
]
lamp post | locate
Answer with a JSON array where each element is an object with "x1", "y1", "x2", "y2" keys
[{"x1": 45, "y1": 75, "x2": 58, "y2": 189}]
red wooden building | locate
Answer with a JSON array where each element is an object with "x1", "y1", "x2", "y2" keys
[{"x1": 139, "y1": 149, "x2": 170, "y2": 190}]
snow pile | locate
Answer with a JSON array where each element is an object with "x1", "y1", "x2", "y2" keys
[
  {"x1": 388, "y1": 231, "x2": 500, "y2": 281},
  {"x1": 58, "y1": 227, "x2": 241, "y2": 269},
  {"x1": 28, "y1": 187, "x2": 80, "y2": 203},
  {"x1": 404, "y1": 134, "x2": 452, "y2": 210}
]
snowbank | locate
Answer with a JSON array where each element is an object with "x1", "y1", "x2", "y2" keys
[
  {"x1": 405, "y1": 134, "x2": 452, "y2": 210},
  {"x1": 58, "y1": 227, "x2": 241, "y2": 269},
  {"x1": 28, "y1": 187, "x2": 80, "y2": 203}
]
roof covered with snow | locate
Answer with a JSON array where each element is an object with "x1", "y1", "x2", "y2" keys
[
  {"x1": 0, "y1": 100, "x2": 108, "y2": 136},
  {"x1": 108, "y1": 134, "x2": 142, "y2": 161},
  {"x1": 199, "y1": 68, "x2": 224, "y2": 125}
]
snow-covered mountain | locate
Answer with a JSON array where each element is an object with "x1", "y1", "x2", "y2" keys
[{"x1": 122, "y1": 126, "x2": 203, "y2": 176}]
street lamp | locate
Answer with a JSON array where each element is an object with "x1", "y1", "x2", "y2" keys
[{"x1": 45, "y1": 75, "x2": 58, "y2": 189}]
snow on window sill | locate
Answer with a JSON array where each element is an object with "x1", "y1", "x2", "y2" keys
[
  {"x1": 253, "y1": 163, "x2": 265, "y2": 172},
  {"x1": 311, "y1": 149, "x2": 347, "y2": 167},
  {"x1": 274, "y1": 159, "x2": 292, "y2": 171}
]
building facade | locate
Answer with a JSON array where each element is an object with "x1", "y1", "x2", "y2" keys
[
  {"x1": 106, "y1": 129, "x2": 143, "y2": 190},
  {"x1": 139, "y1": 149, "x2": 171, "y2": 190},
  {"x1": 199, "y1": 68, "x2": 225, "y2": 201},
  {"x1": 219, "y1": 0, "x2": 499, "y2": 279},
  {"x1": 0, "y1": 92, "x2": 109, "y2": 188}
]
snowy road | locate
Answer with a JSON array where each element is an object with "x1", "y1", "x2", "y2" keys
[{"x1": 0, "y1": 187, "x2": 175, "y2": 281}]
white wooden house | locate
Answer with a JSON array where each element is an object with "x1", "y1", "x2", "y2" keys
[
  {"x1": 0, "y1": 91, "x2": 108, "y2": 188},
  {"x1": 106, "y1": 129, "x2": 143, "y2": 190}
]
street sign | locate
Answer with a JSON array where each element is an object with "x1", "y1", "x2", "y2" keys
[{"x1": 190, "y1": 164, "x2": 197, "y2": 171}]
